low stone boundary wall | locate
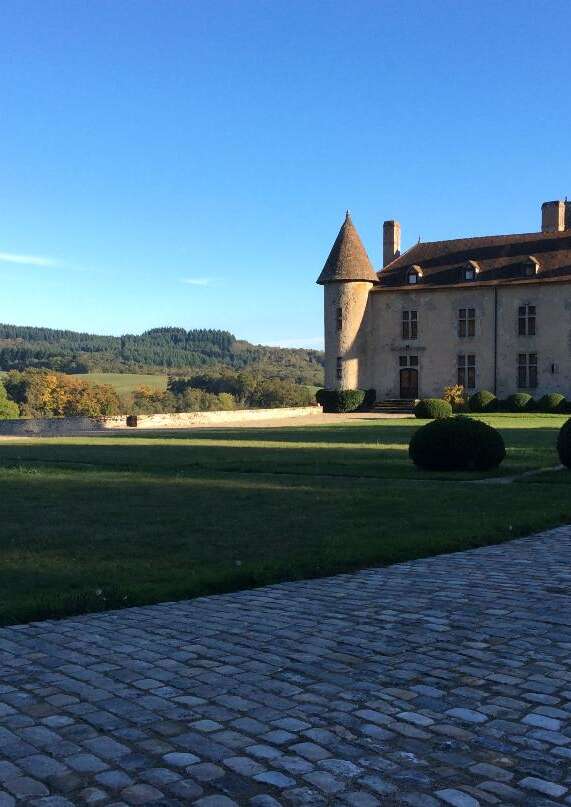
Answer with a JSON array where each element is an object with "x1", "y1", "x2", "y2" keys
[{"x1": 0, "y1": 406, "x2": 323, "y2": 436}]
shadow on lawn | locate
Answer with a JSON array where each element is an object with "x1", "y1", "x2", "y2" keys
[
  {"x1": 0, "y1": 439, "x2": 410, "y2": 479},
  {"x1": 94, "y1": 421, "x2": 419, "y2": 445},
  {"x1": 0, "y1": 429, "x2": 569, "y2": 625},
  {"x1": 0, "y1": 424, "x2": 561, "y2": 480}
]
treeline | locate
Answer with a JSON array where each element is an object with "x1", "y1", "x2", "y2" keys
[
  {"x1": 3, "y1": 370, "x2": 121, "y2": 418},
  {"x1": 0, "y1": 368, "x2": 315, "y2": 419},
  {"x1": 131, "y1": 371, "x2": 314, "y2": 414},
  {"x1": 0, "y1": 323, "x2": 324, "y2": 385}
]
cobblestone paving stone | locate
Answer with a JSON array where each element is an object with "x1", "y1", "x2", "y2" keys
[{"x1": 1, "y1": 525, "x2": 571, "y2": 806}]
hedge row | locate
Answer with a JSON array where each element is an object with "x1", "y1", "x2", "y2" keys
[{"x1": 468, "y1": 390, "x2": 569, "y2": 413}]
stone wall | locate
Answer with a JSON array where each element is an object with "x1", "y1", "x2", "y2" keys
[{"x1": 0, "y1": 406, "x2": 323, "y2": 437}]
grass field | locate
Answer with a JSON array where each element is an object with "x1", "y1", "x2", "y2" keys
[
  {"x1": 0, "y1": 413, "x2": 569, "y2": 626},
  {"x1": 81, "y1": 372, "x2": 168, "y2": 393},
  {"x1": 1, "y1": 371, "x2": 168, "y2": 394}
]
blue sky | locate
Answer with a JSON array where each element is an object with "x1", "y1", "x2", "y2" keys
[{"x1": 1, "y1": 1, "x2": 570, "y2": 348}]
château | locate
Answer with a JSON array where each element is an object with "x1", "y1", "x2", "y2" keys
[{"x1": 318, "y1": 201, "x2": 571, "y2": 401}]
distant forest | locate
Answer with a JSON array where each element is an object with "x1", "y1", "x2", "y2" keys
[{"x1": 0, "y1": 324, "x2": 325, "y2": 386}]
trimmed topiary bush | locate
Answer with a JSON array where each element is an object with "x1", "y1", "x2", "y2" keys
[
  {"x1": 414, "y1": 398, "x2": 453, "y2": 420},
  {"x1": 409, "y1": 415, "x2": 506, "y2": 471},
  {"x1": 315, "y1": 389, "x2": 327, "y2": 407},
  {"x1": 315, "y1": 389, "x2": 366, "y2": 413},
  {"x1": 557, "y1": 418, "x2": 571, "y2": 468},
  {"x1": 538, "y1": 393, "x2": 566, "y2": 413},
  {"x1": 334, "y1": 389, "x2": 366, "y2": 412},
  {"x1": 362, "y1": 388, "x2": 377, "y2": 408},
  {"x1": 468, "y1": 390, "x2": 497, "y2": 412},
  {"x1": 506, "y1": 392, "x2": 533, "y2": 412}
]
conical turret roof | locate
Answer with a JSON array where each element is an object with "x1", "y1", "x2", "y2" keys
[{"x1": 317, "y1": 211, "x2": 377, "y2": 284}]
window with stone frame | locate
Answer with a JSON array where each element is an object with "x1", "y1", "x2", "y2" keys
[
  {"x1": 336, "y1": 356, "x2": 342, "y2": 380},
  {"x1": 336, "y1": 307, "x2": 343, "y2": 332},
  {"x1": 457, "y1": 354, "x2": 476, "y2": 389},
  {"x1": 458, "y1": 308, "x2": 476, "y2": 338},
  {"x1": 518, "y1": 353, "x2": 538, "y2": 389},
  {"x1": 518, "y1": 304, "x2": 536, "y2": 336},
  {"x1": 402, "y1": 310, "x2": 418, "y2": 340}
]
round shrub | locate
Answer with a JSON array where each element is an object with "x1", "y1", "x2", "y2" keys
[
  {"x1": 538, "y1": 393, "x2": 566, "y2": 413},
  {"x1": 468, "y1": 390, "x2": 497, "y2": 412},
  {"x1": 414, "y1": 398, "x2": 452, "y2": 420},
  {"x1": 557, "y1": 418, "x2": 571, "y2": 468},
  {"x1": 409, "y1": 415, "x2": 506, "y2": 471},
  {"x1": 362, "y1": 388, "x2": 377, "y2": 408},
  {"x1": 315, "y1": 388, "x2": 329, "y2": 407},
  {"x1": 506, "y1": 392, "x2": 533, "y2": 412},
  {"x1": 315, "y1": 389, "x2": 366, "y2": 413}
]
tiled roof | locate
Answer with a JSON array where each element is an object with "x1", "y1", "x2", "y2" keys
[
  {"x1": 377, "y1": 229, "x2": 571, "y2": 289},
  {"x1": 317, "y1": 212, "x2": 378, "y2": 284}
]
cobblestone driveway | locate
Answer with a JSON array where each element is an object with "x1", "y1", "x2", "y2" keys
[{"x1": 1, "y1": 526, "x2": 571, "y2": 807}]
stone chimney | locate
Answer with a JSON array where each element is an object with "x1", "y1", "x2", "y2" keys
[
  {"x1": 383, "y1": 220, "x2": 401, "y2": 266},
  {"x1": 541, "y1": 200, "x2": 566, "y2": 233}
]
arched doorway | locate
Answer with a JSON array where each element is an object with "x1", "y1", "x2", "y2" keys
[{"x1": 400, "y1": 368, "x2": 418, "y2": 399}]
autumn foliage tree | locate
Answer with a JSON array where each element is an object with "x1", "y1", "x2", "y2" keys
[{"x1": 3, "y1": 370, "x2": 121, "y2": 417}]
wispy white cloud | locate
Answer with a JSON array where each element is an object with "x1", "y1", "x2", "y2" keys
[
  {"x1": 180, "y1": 277, "x2": 217, "y2": 287},
  {"x1": 0, "y1": 252, "x2": 59, "y2": 266},
  {"x1": 0, "y1": 251, "x2": 59, "y2": 267},
  {"x1": 0, "y1": 251, "x2": 95, "y2": 275}
]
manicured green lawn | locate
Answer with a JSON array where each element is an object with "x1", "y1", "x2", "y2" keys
[{"x1": 0, "y1": 414, "x2": 568, "y2": 626}]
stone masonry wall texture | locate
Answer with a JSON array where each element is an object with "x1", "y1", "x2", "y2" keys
[
  {"x1": 365, "y1": 283, "x2": 571, "y2": 400},
  {"x1": 0, "y1": 406, "x2": 323, "y2": 437},
  {"x1": 0, "y1": 524, "x2": 571, "y2": 805}
]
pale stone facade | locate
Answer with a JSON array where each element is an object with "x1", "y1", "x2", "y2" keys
[
  {"x1": 0, "y1": 406, "x2": 323, "y2": 436},
  {"x1": 323, "y1": 280, "x2": 372, "y2": 390},
  {"x1": 319, "y1": 204, "x2": 571, "y2": 401}
]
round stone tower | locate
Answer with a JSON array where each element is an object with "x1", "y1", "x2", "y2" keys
[{"x1": 317, "y1": 212, "x2": 377, "y2": 390}]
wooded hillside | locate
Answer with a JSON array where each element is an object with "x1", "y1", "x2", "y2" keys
[{"x1": 0, "y1": 324, "x2": 324, "y2": 385}]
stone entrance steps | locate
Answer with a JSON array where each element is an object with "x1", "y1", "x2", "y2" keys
[{"x1": 370, "y1": 399, "x2": 416, "y2": 414}]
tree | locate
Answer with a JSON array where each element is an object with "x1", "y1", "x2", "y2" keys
[
  {"x1": 0, "y1": 322, "x2": 324, "y2": 384},
  {"x1": 2, "y1": 369, "x2": 120, "y2": 418},
  {"x1": 0, "y1": 383, "x2": 19, "y2": 419}
]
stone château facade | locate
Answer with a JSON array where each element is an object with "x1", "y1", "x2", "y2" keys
[{"x1": 317, "y1": 201, "x2": 571, "y2": 401}]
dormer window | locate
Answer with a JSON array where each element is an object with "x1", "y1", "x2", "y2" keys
[
  {"x1": 524, "y1": 256, "x2": 540, "y2": 277},
  {"x1": 461, "y1": 260, "x2": 480, "y2": 282},
  {"x1": 407, "y1": 265, "x2": 423, "y2": 285}
]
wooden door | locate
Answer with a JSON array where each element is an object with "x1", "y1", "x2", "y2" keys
[{"x1": 400, "y1": 368, "x2": 418, "y2": 399}]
